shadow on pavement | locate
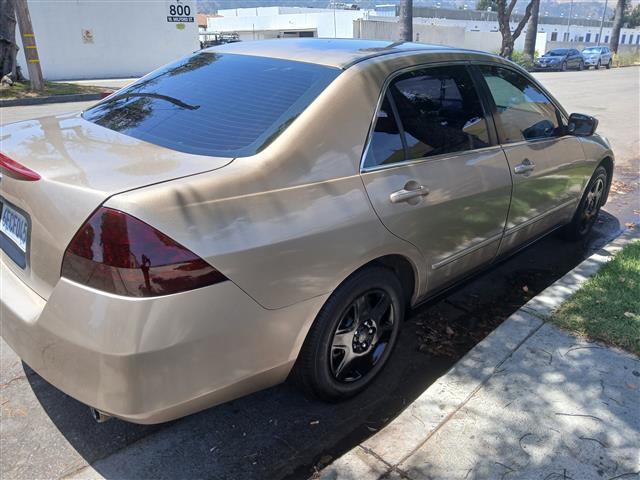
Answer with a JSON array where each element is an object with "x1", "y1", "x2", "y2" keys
[{"x1": 25, "y1": 212, "x2": 622, "y2": 480}]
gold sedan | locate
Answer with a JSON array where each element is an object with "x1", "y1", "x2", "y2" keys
[{"x1": 0, "y1": 39, "x2": 613, "y2": 423}]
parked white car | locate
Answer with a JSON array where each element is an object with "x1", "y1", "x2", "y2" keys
[{"x1": 582, "y1": 46, "x2": 613, "y2": 69}]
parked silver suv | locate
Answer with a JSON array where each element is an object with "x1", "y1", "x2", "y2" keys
[{"x1": 582, "y1": 46, "x2": 613, "y2": 69}]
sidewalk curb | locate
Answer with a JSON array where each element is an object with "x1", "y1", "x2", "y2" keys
[
  {"x1": 0, "y1": 92, "x2": 111, "y2": 108},
  {"x1": 319, "y1": 228, "x2": 640, "y2": 480}
]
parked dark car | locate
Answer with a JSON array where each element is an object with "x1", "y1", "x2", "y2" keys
[{"x1": 534, "y1": 48, "x2": 584, "y2": 71}]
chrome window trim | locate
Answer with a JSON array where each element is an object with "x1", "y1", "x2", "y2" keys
[
  {"x1": 359, "y1": 59, "x2": 496, "y2": 173},
  {"x1": 361, "y1": 145, "x2": 503, "y2": 174}
]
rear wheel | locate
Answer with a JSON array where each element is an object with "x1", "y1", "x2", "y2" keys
[
  {"x1": 578, "y1": 61, "x2": 584, "y2": 71},
  {"x1": 561, "y1": 61, "x2": 567, "y2": 71},
  {"x1": 606, "y1": 59, "x2": 612, "y2": 69},
  {"x1": 563, "y1": 166, "x2": 608, "y2": 241},
  {"x1": 292, "y1": 266, "x2": 404, "y2": 401},
  {"x1": 595, "y1": 60, "x2": 601, "y2": 70}
]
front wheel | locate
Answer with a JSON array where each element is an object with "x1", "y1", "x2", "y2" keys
[
  {"x1": 561, "y1": 61, "x2": 567, "y2": 72},
  {"x1": 292, "y1": 266, "x2": 404, "y2": 401},
  {"x1": 562, "y1": 166, "x2": 608, "y2": 241},
  {"x1": 578, "y1": 61, "x2": 584, "y2": 71}
]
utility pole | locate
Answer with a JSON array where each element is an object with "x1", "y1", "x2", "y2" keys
[
  {"x1": 399, "y1": 0, "x2": 413, "y2": 42},
  {"x1": 14, "y1": 0, "x2": 43, "y2": 90},
  {"x1": 566, "y1": 0, "x2": 573, "y2": 42},
  {"x1": 597, "y1": 0, "x2": 608, "y2": 45}
]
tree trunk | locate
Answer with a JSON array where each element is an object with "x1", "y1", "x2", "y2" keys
[
  {"x1": 523, "y1": 0, "x2": 540, "y2": 63},
  {"x1": 609, "y1": 0, "x2": 626, "y2": 54},
  {"x1": 0, "y1": 0, "x2": 18, "y2": 78},
  {"x1": 399, "y1": 0, "x2": 413, "y2": 42},
  {"x1": 497, "y1": 0, "x2": 535, "y2": 58}
]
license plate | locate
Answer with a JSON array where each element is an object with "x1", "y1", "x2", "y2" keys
[{"x1": 0, "y1": 200, "x2": 29, "y2": 268}]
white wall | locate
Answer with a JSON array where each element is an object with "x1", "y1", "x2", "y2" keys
[
  {"x1": 207, "y1": 9, "x2": 366, "y2": 39},
  {"x1": 17, "y1": 0, "x2": 199, "y2": 80},
  {"x1": 355, "y1": 20, "x2": 548, "y2": 54}
]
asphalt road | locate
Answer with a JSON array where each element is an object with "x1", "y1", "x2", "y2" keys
[{"x1": 1, "y1": 67, "x2": 639, "y2": 480}]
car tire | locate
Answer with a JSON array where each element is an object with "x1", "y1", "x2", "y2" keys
[
  {"x1": 562, "y1": 166, "x2": 608, "y2": 241},
  {"x1": 561, "y1": 61, "x2": 567, "y2": 71},
  {"x1": 291, "y1": 266, "x2": 404, "y2": 402},
  {"x1": 606, "y1": 59, "x2": 612, "y2": 69},
  {"x1": 578, "y1": 61, "x2": 584, "y2": 71},
  {"x1": 595, "y1": 60, "x2": 601, "y2": 70}
]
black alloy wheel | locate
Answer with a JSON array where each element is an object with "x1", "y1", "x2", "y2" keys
[
  {"x1": 292, "y1": 266, "x2": 404, "y2": 401},
  {"x1": 562, "y1": 166, "x2": 608, "y2": 240}
]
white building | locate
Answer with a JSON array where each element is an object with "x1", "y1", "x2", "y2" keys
[
  {"x1": 18, "y1": 0, "x2": 199, "y2": 80},
  {"x1": 205, "y1": 6, "x2": 369, "y2": 41}
]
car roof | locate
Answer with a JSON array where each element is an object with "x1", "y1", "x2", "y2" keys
[{"x1": 204, "y1": 38, "x2": 459, "y2": 69}]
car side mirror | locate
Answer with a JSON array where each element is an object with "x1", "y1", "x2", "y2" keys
[{"x1": 567, "y1": 113, "x2": 598, "y2": 136}]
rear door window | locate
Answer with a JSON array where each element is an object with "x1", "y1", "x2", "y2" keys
[
  {"x1": 83, "y1": 52, "x2": 340, "y2": 157},
  {"x1": 391, "y1": 65, "x2": 490, "y2": 160},
  {"x1": 363, "y1": 94, "x2": 405, "y2": 168},
  {"x1": 363, "y1": 64, "x2": 490, "y2": 168}
]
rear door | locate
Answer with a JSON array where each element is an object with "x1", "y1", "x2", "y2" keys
[
  {"x1": 475, "y1": 64, "x2": 588, "y2": 254},
  {"x1": 361, "y1": 64, "x2": 512, "y2": 293}
]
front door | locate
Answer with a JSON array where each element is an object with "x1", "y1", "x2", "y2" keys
[
  {"x1": 476, "y1": 64, "x2": 588, "y2": 254},
  {"x1": 361, "y1": 64, "x2": 512, "y2": 293}
]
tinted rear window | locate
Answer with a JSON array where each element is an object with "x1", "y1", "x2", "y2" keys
[{"x1": 83, "y1": 52, "x2": 340, "y2": 157}]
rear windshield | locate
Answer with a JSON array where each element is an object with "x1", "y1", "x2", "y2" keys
[
  {"x1": 583, "y1": 48, "x2": 601, "y2": 53},
  {"x1": 82, "y1": 52, "x2": 340, "y2": 157},
  {"x1": 547, "y1": 49, "x2": 569, "y2": 56}
]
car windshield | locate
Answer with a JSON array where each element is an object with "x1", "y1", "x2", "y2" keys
[
  {"x1": 83, "y1": 52, "x2": 340, "y2": 157},
  {"x1": 547, "y1": 49, "x2": 569, "y2": 56}
]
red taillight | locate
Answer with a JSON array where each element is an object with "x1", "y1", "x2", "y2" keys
[
  {"x1": 0, "y1": 153, "x2": 40, "y2": 181},
  {"x1": 61, "y1": 207, "x2": 227, "y2": 297}
]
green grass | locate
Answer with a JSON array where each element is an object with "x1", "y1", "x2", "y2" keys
[
  {"x1": 0, "y1": 81, "x2": 106, "y2": 100},
  {"x1": 551, "y1": 240, "x2": 640, "y2": 355}
]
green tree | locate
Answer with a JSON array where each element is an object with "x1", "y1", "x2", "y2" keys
[
  {"x1": 624, "y1": 4, "x2": 640, "y2": 28},
  {"x1": 476, "y1": 0, "x2": 498, "y2": 11}
]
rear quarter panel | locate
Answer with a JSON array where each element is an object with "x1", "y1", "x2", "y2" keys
[{"x1": 106, "y1": 65, "x2": 427, "y2": 310}]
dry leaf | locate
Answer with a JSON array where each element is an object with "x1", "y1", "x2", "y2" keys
[
  {"x1": 445, "y1": 325, "x2": 455, "y2": 336},
  {"x1": 522, "y1": 285, "x2": 529, "y2": 293}
]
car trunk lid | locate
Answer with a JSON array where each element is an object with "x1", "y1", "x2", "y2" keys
[{"x1": 1, "y1": 112, "x2": 232, "y2": 300}]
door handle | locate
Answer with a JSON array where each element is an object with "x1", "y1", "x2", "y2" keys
[
  {"x1": 389, "y1": 184, "x2": 430, "y2": 204},
  {"x1": 514, "y1": 159, "x2": 536, "y2": 175}
]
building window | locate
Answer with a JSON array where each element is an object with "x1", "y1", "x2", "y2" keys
[
  {"x1": 605, "y1": 35, "x2": 609, "y2": 43},
  {"x1": 551, "y1": 32, "x2": 558, "y2": 41},
  {"x1": 586, "y1": 33, "x2": 591, "y2": 42},
  {"x1": 629, "y1": 35, "x2": 634, "y2": 44},
  {"x1": 563, "y1": 32, "x2": 569, "y2": 41},
  {"x1": 621, "y1": 34, "x2": 626, "y2": 43},
  {"x1": 595, "y1": 34, "x2": 599, "y2": 43},
  {"x1": 637, "y1": 35, "x2": 640, "y2": 44}
]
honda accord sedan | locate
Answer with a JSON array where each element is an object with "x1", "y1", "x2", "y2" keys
[
  {"x1": 534, "y1": 48, "x2": 585, "y2": 71},
  {"x1": 1, "y1": 39, "x2": 613, "y2": 424}
]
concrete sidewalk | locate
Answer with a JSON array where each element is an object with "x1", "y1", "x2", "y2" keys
[{"x1": 320, "y1": 231, "x2": 640, "y2": 480}]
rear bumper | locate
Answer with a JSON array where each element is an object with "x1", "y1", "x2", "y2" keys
[{"x1": 1, "y1": 259, "x2": 327, "y2": 423}]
